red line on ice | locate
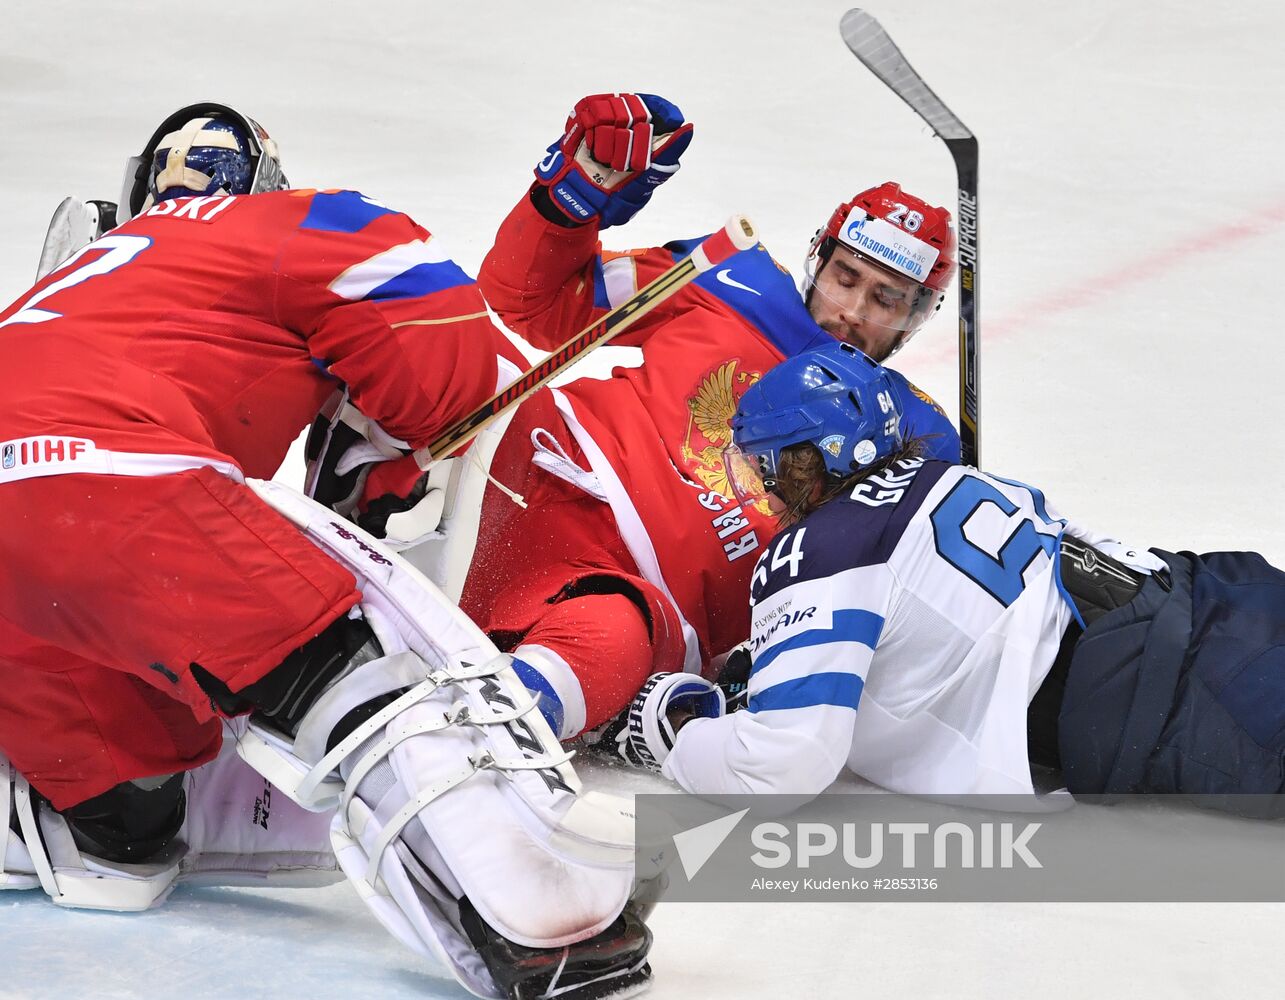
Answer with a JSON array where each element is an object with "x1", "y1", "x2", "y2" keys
[{"x1": 917, "y1": 194, "x2": 1285, "y2": 361}]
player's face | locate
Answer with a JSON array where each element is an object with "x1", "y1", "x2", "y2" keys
[{"x1": 808, "y1": 244, "x2": 920, "y2": 361}]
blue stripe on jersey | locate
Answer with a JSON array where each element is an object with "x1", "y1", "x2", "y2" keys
[
  {"x1": 749, "y1": 672, "x2": 865, "y2": 713},
  {"x1": 751, "y1": 609, "x2": 884, "y2": 677},
  {"x1": 1049, "y1": 530, "x2": 1085, "y2": 629},
  {"x1": 300, "y1": 190, "x2": 397, "y2": 233},
  {"x1": 510, "y1": 657, "x2": 565, "y2": 737},
  {"x1": 670, "y1": 237, "x2": 833, "y2": 359},
  {"x1": 364, "y1": 260, "x2": 473, "y2": 301}
]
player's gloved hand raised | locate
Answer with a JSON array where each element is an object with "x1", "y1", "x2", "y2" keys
[
  {"x1": 610, "y1": 672, "x2": 724, "y2": 772},
  {"x1": 534, "y1": 93, "x2": 694, "y2": 229}
]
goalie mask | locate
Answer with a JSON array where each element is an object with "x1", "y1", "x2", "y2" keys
[
  {"x1": 803, "y1": 181, "x2": 956, "y2": 361},
  {"x1": 117, "y1": 102, "x2": 288, "y2": 224}
]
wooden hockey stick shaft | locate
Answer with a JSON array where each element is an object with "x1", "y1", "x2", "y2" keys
[
  {"x1": 414, "y1": 213, "x2": 759, "y2": 469},
  {"x1": 840, "y1": 8, "x2": 981, "y2": 468}
]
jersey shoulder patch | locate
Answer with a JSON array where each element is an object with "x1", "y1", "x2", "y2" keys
[
  {"x1": 749, "y1": 458, "x2": 949, "y2": 606},
  {"x1": 297, "y1": 189, "x2": 399, "y2": 233}
]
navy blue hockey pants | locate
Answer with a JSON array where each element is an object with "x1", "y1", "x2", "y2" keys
[{"x1": 1058, "y1": 549, "x2": 1285, "y2": 809}]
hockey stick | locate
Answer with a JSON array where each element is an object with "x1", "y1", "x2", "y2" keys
[
  {"x1": 840, "y1": 8, "x2": 980, "y2": 468},
  {"x1": 413, "y1": 213, "x2": 759, "y2": 469}
]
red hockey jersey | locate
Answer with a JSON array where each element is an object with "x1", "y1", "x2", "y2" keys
[
  {"x1": 479, "y1": 195, "x2": 959, "y2": 668},
  {"x1": 0, "y1": 189, "x2": 521, "y2": 482}
]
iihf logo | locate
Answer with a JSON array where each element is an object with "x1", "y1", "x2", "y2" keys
[{"x1": 2, "y1": 444, "x2": 13, "y2": 470}]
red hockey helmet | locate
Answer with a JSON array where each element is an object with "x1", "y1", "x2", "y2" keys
[
  {"x1": 809, "y1": 181, "x2": 956, "y2": 293},
  {"x1": 803, "y1": 182, "x2": 957, "y2": 358}
]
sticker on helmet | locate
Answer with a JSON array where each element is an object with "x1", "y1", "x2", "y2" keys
[
  {"x1": 853, "y1": 439, "x2": 878, "y2": 466},
  {"x1": 820, "y1": 434, "x2": 845, "y2": 457},
  {"x1": 840, "y1": 207, "x2": 939, "y2": 282}
]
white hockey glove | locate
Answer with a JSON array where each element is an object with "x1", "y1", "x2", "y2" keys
[
  {"x1": 304, "y1": 390, "x2": 451, "y2": 550},
  {"x1": 613, "y1": 672, "x2": 725, "y2": 772}
]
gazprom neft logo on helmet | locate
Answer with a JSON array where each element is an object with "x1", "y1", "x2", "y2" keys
[{"x1": 839, "y1": 209, "x2": 939, "y2": 282}]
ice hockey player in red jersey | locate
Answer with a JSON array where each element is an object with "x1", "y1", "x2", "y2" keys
[
  {"x1": 453, "y1": 93, "x2": 962, "y2": 749},
  {"x1": 0, "y1": 111, "x2": 651, "y2": 1000}
]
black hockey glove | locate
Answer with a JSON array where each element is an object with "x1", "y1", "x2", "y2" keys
[{"x1": 715, "y1": 646, "x2": 752, "y2": 713}]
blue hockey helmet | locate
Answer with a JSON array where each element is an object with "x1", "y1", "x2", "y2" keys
[
  {"x1": 118, "y1": 102, "x2": 288, "y2": 223},
  {"x1": 724, "y1": 341, "x2": 903, "y2": 507}
]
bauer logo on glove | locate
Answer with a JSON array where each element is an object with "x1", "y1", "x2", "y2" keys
[{"x1": 534, "y1": 92, "x2": 694, "y2": 229}]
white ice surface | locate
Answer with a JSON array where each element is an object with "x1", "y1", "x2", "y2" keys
[{"x1": 2, "y1": 1, "x2": 1283, "y2": 997}]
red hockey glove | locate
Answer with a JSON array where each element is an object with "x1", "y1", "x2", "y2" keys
[{"x1": 534, "y1": 93, "x2": 694, "y2": 229}]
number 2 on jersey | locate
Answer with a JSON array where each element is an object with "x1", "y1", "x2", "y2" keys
[{"x1": 0, "y1": 234, "x2": 152, "y2": 329}]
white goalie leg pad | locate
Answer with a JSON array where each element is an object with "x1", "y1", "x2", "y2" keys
[
  {"x1": 0, "y1": 751, "x2": 182, "y2": 911},
  {"x1": 239, "y1": 478, "x2": 637, "y2": 998},
  {"x1": 177, "y1": 720, "x2": 342, "y2": 889}
]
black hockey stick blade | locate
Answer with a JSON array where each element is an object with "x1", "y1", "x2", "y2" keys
[{"x1": 840, "y1": 8, "x2": 981, "y2": 468}]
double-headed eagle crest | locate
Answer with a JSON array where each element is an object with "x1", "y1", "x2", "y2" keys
[{"x1": 681, "y1": 359, "x2": 763, "y2": 505}]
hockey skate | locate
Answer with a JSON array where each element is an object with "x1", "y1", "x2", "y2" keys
[{"x1": 1, "y1": 751, "x2": 185, "y2": 910}]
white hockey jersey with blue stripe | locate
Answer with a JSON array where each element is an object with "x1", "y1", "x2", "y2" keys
[{"x1": 664, "y1": 458, "x2": 1104, "y2": 798}]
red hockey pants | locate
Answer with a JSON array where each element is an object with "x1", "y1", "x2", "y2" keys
[
  {"x1": 0, "y1": 467, "x2": 360, "y2": 809},
  {"x1": 459, "y1": 391, "x2": 687, "y2": 736}
]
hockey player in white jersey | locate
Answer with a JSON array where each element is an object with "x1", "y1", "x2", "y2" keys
[{"x1": 620, "y1": 341, "x2": 1285, "y2": 814}]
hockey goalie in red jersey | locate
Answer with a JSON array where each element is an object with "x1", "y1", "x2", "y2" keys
[
  {"x1": 386, "y1": 93, "x2": 964, "y2": 753},
  {"x1": 0, "y1": 109, "x2": 652, "y2": 1000}
]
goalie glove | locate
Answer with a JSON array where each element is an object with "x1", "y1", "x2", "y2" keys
[
  {"x1": 612, "y1": 672, "x2": 725, "y2": 772},
  {"x1": 534, "y1": 92, "x2": 694, "y2": 229},
  {"x1": 36, "y1": 198, "x2": 120, "y2": 280},
  {"x1": 303, "y1": 394, "x2": 448, "y2": 549}
]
